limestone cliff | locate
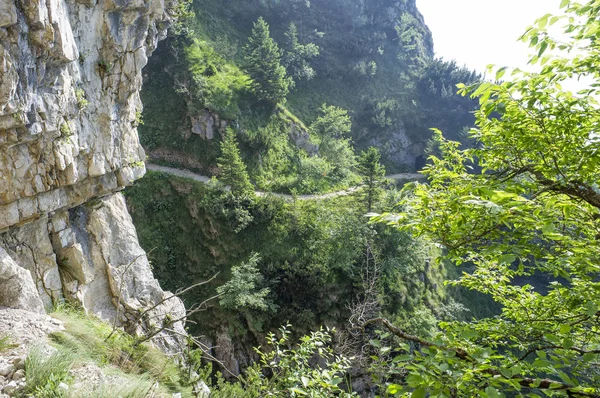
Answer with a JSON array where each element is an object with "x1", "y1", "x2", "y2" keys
[{"x1": 0, "y1": 0, "x2": 186, "y2": 353}]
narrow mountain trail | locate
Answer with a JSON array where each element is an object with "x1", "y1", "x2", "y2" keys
[{"x1": 146, "y1": 164, "x2": 425, "y2": 201}]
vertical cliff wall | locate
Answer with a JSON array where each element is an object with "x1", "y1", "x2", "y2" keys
[{"x1": 0, "y1": 0, "x2": 185, "y2": 352}]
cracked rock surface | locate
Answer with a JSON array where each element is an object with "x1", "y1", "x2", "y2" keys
[{"x1": 0, "y1": 0, "x2": 187, "y2": 354}]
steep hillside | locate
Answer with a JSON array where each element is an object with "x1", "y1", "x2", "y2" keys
[
  {"x1": 125, "y1": 171, "x2": 473, "y2": 378},
  {"x1": 123, "y1": 0, "x2": 490, "y2": 384},
  {"x1": 140, "y1": 0, "x2": 480, "y2": 191}
]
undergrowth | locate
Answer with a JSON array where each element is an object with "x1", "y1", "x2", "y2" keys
[
  {"x1": 24, "y1": 344, "x2": 74, "y2": 398},
  {"x1": 47, "y1": 305, "x2": 193, "y2": 397}
]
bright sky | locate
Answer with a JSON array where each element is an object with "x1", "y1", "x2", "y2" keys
[{"x1": 416, "y1": 0, "x2": 562, "y2": 74}]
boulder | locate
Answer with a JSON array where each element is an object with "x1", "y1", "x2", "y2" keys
[{"x1": 0, "y1": 248, "x2": 44, "y2": 313}]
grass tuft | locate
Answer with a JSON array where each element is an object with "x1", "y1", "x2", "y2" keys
[
  {"x1": 0, "y1": 334, "x2": 17, "y2": 352},
  {"x1": 49, "y1": 306, "x2": 193, "y2": 397},
  {"x1": 24, "y1": 344, "x2": 75, "y2": 397}
]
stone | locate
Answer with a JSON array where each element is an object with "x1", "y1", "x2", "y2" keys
[
  {"x1": 0, "y1": 2, "x2": 17, "y2": 28},
  {"x1": 0, "y1": 248, "x2": 45, "y2": 313},
  {"x1": 2, "y1": 381, "x2": 17, "y2": 395},
  {"x1": 11, "y1": 358, "x2": 24, "y2": 370},
  {"x1": 0, "y1": 364, "x2": 12, "y2": 377},
  {"x1": 0, "y1": 0, "x2": 186, "y2": 357},
  {"x1": 195, "y1": 381, "x2": 211, "y2": 398},
  {"x1": 11, "y1": 369, "x2": 24, "y2": 381}
]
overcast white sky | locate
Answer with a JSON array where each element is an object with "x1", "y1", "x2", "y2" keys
[{"x1": 416, "y1": 0, "x2": 562, "y2": 74}]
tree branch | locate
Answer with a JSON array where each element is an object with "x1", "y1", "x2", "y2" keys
[{"x1": 363, "y1": 317, "x2": 600, "y2": 397}]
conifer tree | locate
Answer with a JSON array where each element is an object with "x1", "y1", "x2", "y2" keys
[
  {"x1": 217, "y1": 128, "x2": 253, "y2": 196},
  {"x1": 244, "y1": 17, "x2": 292, "y2": 104},
  {"x1": 357, "y1": 147, "x2": 386, "y2": 212}
]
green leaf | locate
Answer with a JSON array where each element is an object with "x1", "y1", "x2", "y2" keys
[
  {"x1": 538, "y1": 41, "x2": 549, "y2": 57},
  {"x1": 585, "y1": 301, "x2": 598, "y2": 316},
  {"x1": 496, "y1": 67, "x2": 508, "y2": 81},
  {"x1": 406, "y1": 373, "x2": 422, "y2": 387},
  {"x1": 559, "y1": 324, "x2": 571, "y2": 334},
  {"x1": 499, "y1": 254, "x2": 516, "y2": 265},
  {"x1": 412, "y1": 387, "x2": 426, "y2": 398},
  {"x1": 560, "y1": 0, "x2": 569, "y2": 8},
  {"x1": 583, "y1": 352, "x2": 596, "y2": 362},
  {"x1": 290, "y1": 387, "x2": 308, "y2": 395},
  {"x1": 485, "y1": 386, "x2": 500, "y2": 398},
  {"x1": 563, "y1": 338, "x2": 574, "y2": 350}
]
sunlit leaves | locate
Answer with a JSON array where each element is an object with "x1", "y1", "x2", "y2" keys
[{"x1": 372, "y1": 0, "x2": 600, "y2": 395}]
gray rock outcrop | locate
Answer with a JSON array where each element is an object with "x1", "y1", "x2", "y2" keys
[
  {"x1": 0, "y1": 248, "x2": 45, "y2": 314},
  {"x1": 0, "y1": 0, "x2": 187, "y2": 353}
]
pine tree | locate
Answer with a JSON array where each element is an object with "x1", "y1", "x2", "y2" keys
[
  {"x1": 244, "y1": 17, "x2": 292, "y2": 104},
  {"x1": 357, "y1": 147, "x2": 386, "y2": 212},
  {"x1": 217, "y1": 129, "x2": 253, "y2": 196}
]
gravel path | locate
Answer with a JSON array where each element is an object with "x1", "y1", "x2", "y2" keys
[{"x1": 146, "y1": 164, "x2": 424, "y2": 201}]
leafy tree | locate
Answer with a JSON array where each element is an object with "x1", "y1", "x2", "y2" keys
[
  {"x1": 309, "y1": 104, "x2": 357, "y2": 181},
  {"x1": 217, "y1": 128, "x2": 253, "y2": 196},
  {"x1": 217, "y1": 253, "x2": 271, "y2": 311},
  {"x1": 372, "y1": 2, "x2": 600, "y2": 396},
  {"x1": 243, "y1": 17, "x2": 292, "y2": 104},
  {"x1": 282, "y1": 22, "x2": 320, "y2": 82},
  {"x1": 358, "y1": 147, "x2": 386, "y2": 212},
  {"x1": 309, "y1": 104, "x2": 352, "y2": 139}
]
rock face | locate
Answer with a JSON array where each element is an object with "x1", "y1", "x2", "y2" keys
[
  {"x1": 0, "y1": 0, "x2": 186, "y2": 353},
  {"x1": 0, "y1": 248, "x2": 45, "y2": 314}
]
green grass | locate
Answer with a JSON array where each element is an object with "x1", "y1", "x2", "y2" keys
[
  {"x1": 0, "y1": 334, "x2": 17, "y2": 352},
  {"x1": 48, "y1": 305, "x2": 193, "y2": 397},
  {"x1": 24, "y1": 344, "x2": 75, "y2": 397}
]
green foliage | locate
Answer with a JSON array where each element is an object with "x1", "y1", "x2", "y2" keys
[
  {"x1": 395, "y1": 12, "x2": 429, "y2": 69},
  {"x1": 244, "y1": 17, "x2": 292, "y2": 104},
  {"x1": 217, "y1": 252, "x2": 273, "y2": 311},
  {"x1": 310, "y1": 104, "x2": 357, "y2": 182},
  {"x1": 185, "y1": 39, "x2": 251, "y2": 118},
  {"x1": 244, "y1": 325, "x2": 357, "y2": 397},
  {"x1": 374, "y1": 1, "x2": 600, "y2": 395},
  {"x1": 75, "y1": 88, "x2": 88, "y2": 111},
  {"x1": 309, "y1": 104, "x2": 352, "y2": 139},
  {"x1": 357, "y1": 147, "x2": 386, "y2": 212},
  {"x1": 124, "y1": 171, "x2": 475, "y2": 379},
  {"x1": 217, "y1": 128, "x2": 254, "y2": 196},
  {"x1": 282, "y1": 22, "x2": 320, "y2": 82},
  {"x1": 24, "y1": 344, "x2": 74, "y2": 397},
  {"x1": 49, "y1": 305, "x2": 192, "y2": 396},
  {"x1": 0, "y1": 334, "x2": 16, "y2": 352}
]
